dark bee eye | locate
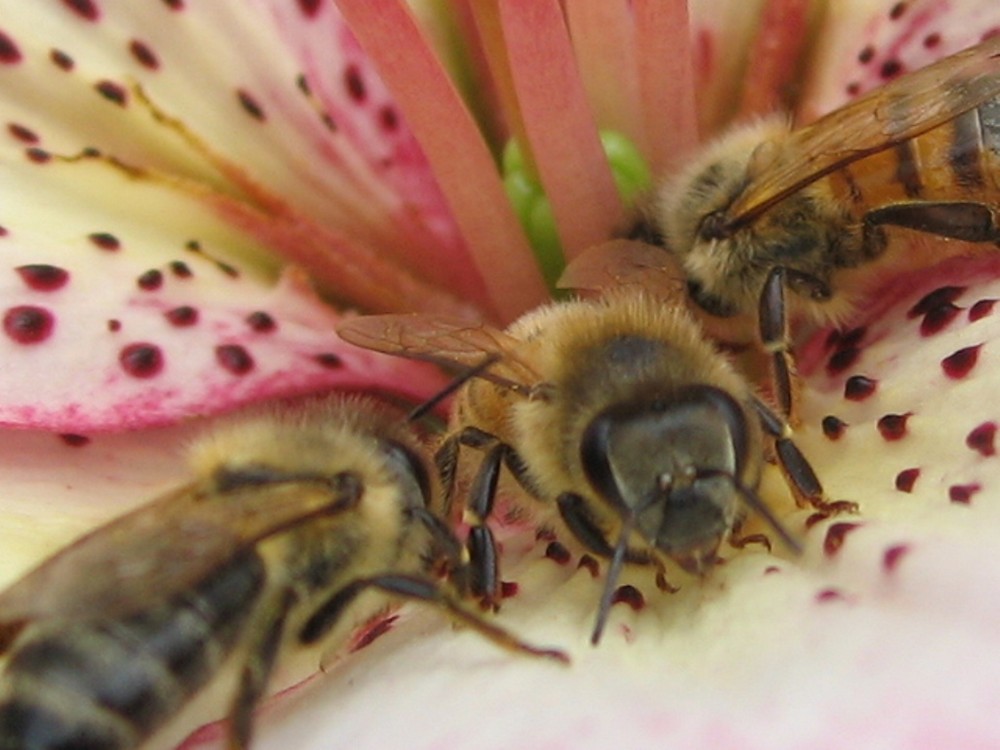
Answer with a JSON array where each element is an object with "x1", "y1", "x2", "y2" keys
[
  {"x1": 686, "y1": 279, "x2": 738, "y2": 318},
  {"x1": 697, "y1": 210, "x2": 729, "y2": 240}
]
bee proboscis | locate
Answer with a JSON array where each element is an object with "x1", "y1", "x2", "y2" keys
[{"x1": 0, "y1": 397, "x2": 565, "y2": 750}]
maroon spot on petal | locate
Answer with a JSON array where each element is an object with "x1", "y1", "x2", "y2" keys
[
  {"x1": 823, "y1": 522, "x2": 860, "y2": 557},
  {"x1": 500, "y1": 581, "x2": 519, "y2": 599},
  {"x1": 941, "y1": 344, "x2": 981, "y2": 379},
  {"x1": 764, "y1": 565, "x2": 781, "y2": 575},
  {"x1": 949, "y1": 483, "x2": 980, "y2": 504},
  {"x1": 908, "y1": 286, "x2": 964, "y2": 318},
  {"x1": 88, "y1": 232, "x2": 120, "y2": 250},
  {"x1": 216, "y1": 344, "x2": 254, "y2": 375},
  {"x1": 61, "y1": 0, "x2": 100, "y2": 21},
  {"x1": 822, "y1": 415, "x2": 847, "y2": 440},
  {"x1": 16, "y1": 264, "x2": 69, "y2": 292},
  {"x1": 0, "y1": 225, "x2": 7, "y2": 236},
  {"x1": 544, "y1": 540, "x2": 571, "y2": 565},
  {"x1": 4, "y1": 306, "x2": 55, "y2": 344},
  {"x1": 888, "y1": 1, "x2": 907, "y2": 20},
  {"x1": 321, "y1": 112, "x2": 337, "y2": 131},
  {"x1": 877, "y1": 412, "x2": 911, "y2": 441},
  {"x1": 245, "y1": 311, "x2": 276, "y2": 333},
  {"x1": 844, "y1": 375, "x2": 877, "y2": 401},
  {"x1": 824, "y1": 329, "x2": 842, "y2": 349},
  {"x1": 344, "y1": 64, "x2": 366, "y2": 102},
  {"x1": 578, "y1": 554, "x2": 600, "y2": 578},
  {"x1": 137, "y1": 269, "x2": 163, "y2": 291},
  {"x1": 880, "y1": 59, "x2": 902, "y2": 79},
  {"x1": 236, "y1": 89, "x2": 266, "y2": 121},
  {"x1": 895, "y1": 468, "x2": 920, "y2": 493},
  {"x1": 816, "y1": 588, "x2": 846, "y2": 603},
  {"x1": 535, "y1": 528, "x2": 557, "y2": 543},
  {"x1": 95, "y1": 80, "x2": 128, "y2": 106},
  {"x1": 611, "y1": 585, "x2": 645, "y2": 611},
  {"x1": 838, "y1": 326, "x2": 866, "y2": 349},
  {"x1": 920, "y1": 303, "x2": 960, "y2": 336},
  {"x1": 378, "y1": 105, "x2": 399, "y2": 132},
  {"x1": 969, "y1": 299, "x2": 996, "y2": 322},
  {"x1": 297, "y1": 0, "x2": 322, "y2": 17},
  {"x1": 161, "y1": 0, "x2": 184, "y2": 9},
  {"x1": 857, "y1": 45, "x2": 874, "y2": 64},
  {"x1": 804, "y1": 512, "x2": 827, "y2": 530},
  {"x1": 7, "y1": 123, "x2": 38, "y2": 144},
  {"x1": 59, "y1": 433, "x2": 91, "y2": 447},
  {"x1": 129, "y1": 39, "x2": 159, "y2": 69},
  {"x1": 164, "y1": 306, "x2": 198, "y2": 327},
  {"x1": 827, "y1": 347, "x2": 860, "y2": 375},
  {"x1": 26, "y1": 148, "x2": 51, "y2": 164},
  {"x1": 119, "y1": 343, "x2": 164, "y2": 378},
  {"x1": 846, "y1": 82, "x2": 861, "y2": 97},
  {"x1": 314, "y1": 353, "x2": 343, "y2": 369},
  {"x1": 966, "y1": 422, "x2": 997, "y2": 457},
  {"x1": 882, "y1": 544, "x2": 909, "y2": 573},
  {"x1": 982, "y1": 28, "x2": 1000, "y2": 42},
  {"x1": 923, "y1": 32, "x2": 941, "y2": 49},
  {"x1": 50, "y1": 48, "x2": 74, "y2": 70},
  {"x1": 107, "y1": 319, "x2": 121, "y2": 332},
  {"x1": 169, "y1": 260, "x2": 192, "y2": 279},
  {"x1": 0, "y1": 29, "x2": 21, "y2": 64}
]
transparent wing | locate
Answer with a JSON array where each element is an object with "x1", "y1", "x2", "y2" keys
[
  {"x1": 337, "y1": 313, "x2": 541, "y2": 389},
  {"x1": 726, "y1": 36, "x2": 1000, "y2": 226},
  {"x1": 558, "y1": 239, "x2": 689, "y2": 305}
]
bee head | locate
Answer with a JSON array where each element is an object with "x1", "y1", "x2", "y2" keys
[{"x1": 579, "y1": 385, "x2": 751, "y2": 566}]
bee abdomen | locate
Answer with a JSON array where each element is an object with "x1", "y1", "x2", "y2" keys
[{"x1": 0, "y1": 551, "x2": 266, "y2": 750}]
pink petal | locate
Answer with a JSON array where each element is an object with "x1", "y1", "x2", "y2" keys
[
  {"x1": 0, "y1": 3, "x2": 482, "y2": 315},
  {"x1": 0, "y1": 151, "x2": 447, "y2": 431},
  {"x1": 799, "y1": 0, "x2": 1000, "y2": 120}
]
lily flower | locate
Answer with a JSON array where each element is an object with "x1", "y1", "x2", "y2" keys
[{"x1": 2, "y1": 1, "x2": 1000, "y2": 749}]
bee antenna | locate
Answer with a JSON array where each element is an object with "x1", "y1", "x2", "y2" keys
[
  {"x1": 590, "y1": 513, "x2": 637, "y2": 646},
  {"x1": 407, "y1": 354, "x2": 501, "y2": 423},
  {"x1": 696, "y1": 468, "x2": 802, "y2": 554}
]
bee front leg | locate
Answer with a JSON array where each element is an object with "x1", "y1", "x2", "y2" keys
[
  {"x1": 752, "y1": 397, "x2": 856, "y2": 515},
  {"x1": 227, "y1": 589, "x2": 297, "y2": 750}
]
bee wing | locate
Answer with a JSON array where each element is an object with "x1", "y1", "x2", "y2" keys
[
  {"x1": 558, "y1": 239, "x2": 689, "y2": 305},
  {"x1": 337, "y1": 313, "x2": 542, "y2": 389},
  {"x1": 0, "y1": 476, "x2": 360, "y2": 647},
  {"x1": 726, "y1": 36, "x2": 1000, "y2": 226}
]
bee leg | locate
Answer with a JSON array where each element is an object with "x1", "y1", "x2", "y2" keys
[
  {"x1": 864, "y1": 202, "x2": 1000, "y2": 244},
  {"x1": 437, "y1": 428, "x2": 540, "y2": 612},
  {"x1": 758, "y1": 266, "x2": 797, "y2": 422},
  {"x1": 752, "y1": 397, "x2": 857, "y2": 515},
  {"x1": 227, "y1": 589, "x2": 297, "y2": 750},
  {"x1": 306, "y1": 575, "x2": 568, "y2": 663}
]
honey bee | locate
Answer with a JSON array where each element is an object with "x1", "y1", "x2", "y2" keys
[
  {"x1": 338, "y1": 274, "x2": 834, "y2": 645},
  {"x1": 0, "y1": 397, "x2": 565, "y2": 750},
  {"x1": 652, "y1": 35, "x2": 1000, "y2": 324}
]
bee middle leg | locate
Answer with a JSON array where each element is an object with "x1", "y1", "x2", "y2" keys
[{"x1": 435, "y1": 428, "x2": 540, "y2": 611}]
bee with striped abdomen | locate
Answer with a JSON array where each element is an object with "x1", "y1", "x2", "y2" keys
[
  {"x1": 0, "y1": 397, "x2": 565, "y2": 750},
  {"x1": 653, "y1": 35, "x2": 1000, "y2": 325},
  {"x1": 337, "y1": 274, "x2": 837, "y2": 644}
]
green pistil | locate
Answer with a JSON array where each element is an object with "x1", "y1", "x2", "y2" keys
[{"x1": 501, "y1": 131, "x2": 652, "y2": 290}]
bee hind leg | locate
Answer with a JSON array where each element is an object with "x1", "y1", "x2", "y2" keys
[{"x1": 227, "y1": 589, "x2": 297, "y2": 750}]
